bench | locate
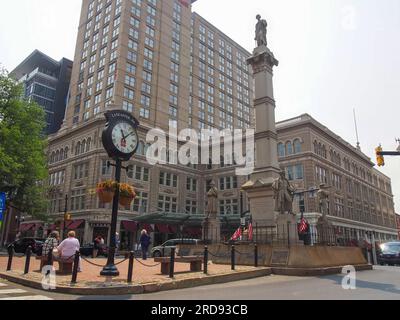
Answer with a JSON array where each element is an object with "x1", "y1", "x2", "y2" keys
[
  {"x1": 35, "y1": 256, "x2": 75, "y2": 275},
  {"x1": 154, "y1": 256, "x2": 203, "y2": 275}
]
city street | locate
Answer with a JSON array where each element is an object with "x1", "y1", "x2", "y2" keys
[{"x1": 1, "y1": 266, "x2": 400, "y2": 300}]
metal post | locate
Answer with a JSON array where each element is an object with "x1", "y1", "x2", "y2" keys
[
  {"x1": 204, "y1": 246, "x2": 208, "y2": 275},
  {"x1": 71, "y1": 250, "x2": 80, "y2": 284},
  {"x1": 6, "y1": 245, "x2": 14, "y2": 271},
  {"x1": 24, "y1": 246, "x2": 32, "y2": 274},
  {"x1": 254, "y1": 244, "x2": 258, "y2": 268},
  {"x1": 127, "y1": 251, "x2": 134, "y2": 283},
  {"x1": 169, "y1": 247, "x2": 176, "y2": 278},
  {"x1": 101, "y1": 159, "x2": 122, "y2": 277},
  {"x1": 63, "y1": 195, "x2": 68, "y2": 240},
  {"x1": 231, "y1": 245, "x2": 235, "y2": 271},
  {"x1": 287, "y1": 222, "x2": 290, "y2": 247}
]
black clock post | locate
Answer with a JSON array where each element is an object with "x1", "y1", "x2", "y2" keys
[{"x1": 100, "y1": 110, "x2": 139, "y2": 277}]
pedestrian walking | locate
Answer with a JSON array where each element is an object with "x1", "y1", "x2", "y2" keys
[
  {"x1": 93, "y1": 235, "x2": 101, "y2": 258},
  {"x1": 139, "y1": 229, "x2": 151, "y2": 260}
]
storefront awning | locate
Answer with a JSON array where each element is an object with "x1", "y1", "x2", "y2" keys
[
  {"x1": 156, "y1": 224, "x2": 170, "y2": 234},
  {"x1": 67, "y1": 220, "x2": 85, "y2": 230},
  {"x1": 122, "y1": 221, "x2": 138, "y2": 233},
  {"x1": 20, "y1": 223, "x2": 35, "y2": 232}
]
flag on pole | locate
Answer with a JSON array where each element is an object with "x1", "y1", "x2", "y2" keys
[
  {"x1": 248, "y1": 223, "x2": 254, "y2": 241},
  {"x1": 298, "y1": 212, "x2": 308, "y2": 234},
  {"x1": 230, "y1": 227, "x2": 242, "y2": 241}
]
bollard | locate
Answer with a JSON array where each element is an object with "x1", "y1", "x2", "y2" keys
[
  {"x1": 169, "y1": 247, "x2": 176, "y2": 278},
  {"x1": 24, "y1": 246, "x2": 32, "y2": 274},
  {"x1": 254, "y1": 244, "x2": 258, "y2": 268},
  {"x1": 7, "y1": 245, "x2": 14, "y2": 271},
  {"x1": 127, "y1": 251, "x2": 134, "y2": 284},
  {"x1": 47, "y1": 248, "x2": 53, "y2": 267},
  {"x1": 231, "y1": 245, "x2": 235, "y2": 271},
  {"x1": 204, "y1": 246, "x2": 208, "y2": 275},
  {"x1": 71, "y1": 251, "x2": 80, "y2": 284}
]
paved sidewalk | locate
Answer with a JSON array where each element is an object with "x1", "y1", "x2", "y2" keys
[{"x1": 0, "y1": 256, "x2": 269, "y2": 295}]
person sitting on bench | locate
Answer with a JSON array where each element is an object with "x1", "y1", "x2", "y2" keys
[
  {"x1": 57, "y1": 231, "x2": 82, "y2": 271},
  {"x1": 43, "y1": 231, "x2": 60, "y2": 259}
]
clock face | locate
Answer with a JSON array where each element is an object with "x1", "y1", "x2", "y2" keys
[{"x1": 111, "y1": 122, "x2": 138, "y2": 154}]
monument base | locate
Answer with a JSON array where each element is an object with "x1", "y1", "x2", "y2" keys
[
  {"x1": 202, "y1": 218, "x2": 221, "y2": 244},
  {"x1": 275, "y1": 214, "x2": 302, "y2": 246},
  {"x1": 316, "y1": 217, "x2": 337, "y2": 246}
]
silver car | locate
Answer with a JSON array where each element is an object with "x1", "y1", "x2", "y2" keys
[{"x1": 151, "y1": 239, "x2": 200, "y2": 257}]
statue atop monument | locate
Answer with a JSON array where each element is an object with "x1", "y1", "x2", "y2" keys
[
  {"x1": 317, "y1": 184, "x2": 330, "y2": 219},
  {"x1": 272, "y1": 170, "x2": 295, "y2": 215},
  {"x1": 206, "y1": 181, "x2": 218, "y2": 219},
  {"x1": 255, "y1": 14, "x2": 268, "y2": 47}
]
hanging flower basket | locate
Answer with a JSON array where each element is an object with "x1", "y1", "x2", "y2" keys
[
  {"x1": 119, "y1": 183, "x2": 136, "y2": 207},
  {"x1": 96, "y1": 180, "x2": 117, "y2": 203}
]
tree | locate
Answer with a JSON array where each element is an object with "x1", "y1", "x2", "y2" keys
[{"x1": 0, "y1": 68, "x2": 49, "y2": 220}]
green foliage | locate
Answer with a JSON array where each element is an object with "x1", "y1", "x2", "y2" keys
[{"x1": 0, "y1": 68, "x2": 49, "y2": 219}]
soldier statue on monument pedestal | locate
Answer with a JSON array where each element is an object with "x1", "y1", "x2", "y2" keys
[
  {"x1": 203, "y1": 181, "x2": 220, "y2": 243},
  {"x1": 255, "y1": 14, "x2": 268, "y2": 47},
  {"x1": 272, "y1": 170, "x2": 296, "y2": 215}
]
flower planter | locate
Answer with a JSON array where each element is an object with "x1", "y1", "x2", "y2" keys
[
  {"x1": 98, "y1": 190, "x2": 115, "y2": 203},
  {"x1": 119, "y1": 196, "x2": 135, "y2": 207}
]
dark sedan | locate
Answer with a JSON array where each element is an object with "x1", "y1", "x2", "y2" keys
[
  {"x1": 8, "y1": 238, "x2": 45, "y2": 256},
  {"x1": 80, "y1": 243, "x2": 108, "y2": 257},
  {"x1": 378, "y1": 242, "x2": 400, "y2": 266}
]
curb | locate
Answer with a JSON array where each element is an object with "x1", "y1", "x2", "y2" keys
[
  {"x1": 0, "y1": 268, "x2": 272, "y2": 296},
  {"x1": 271, "y1": 264, "x2": 373, "y2": 277}
]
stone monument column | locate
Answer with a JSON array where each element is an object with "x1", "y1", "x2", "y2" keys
[{"x1": 242, "y1": 15, "x2": 280, "y2": 227}]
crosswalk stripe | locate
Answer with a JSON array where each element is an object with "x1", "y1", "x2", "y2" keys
[
  {"x1": 0, "y1": 295, "x2": 53, "y2": 301},
  {"x1": 0, "y1": 289, "x2": 27, "y2": 295}
]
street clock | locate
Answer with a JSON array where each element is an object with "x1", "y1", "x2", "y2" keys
[{"x1": 102, "y1": 110, "x2": 140, "y2": 161}]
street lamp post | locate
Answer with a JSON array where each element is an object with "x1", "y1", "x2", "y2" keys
[
  {"x1": 63, "y1": 195, "x2": 68, "y2": 240},
  {"x1": 100, "y1": 159, "x2": 122, "y2": 277}
]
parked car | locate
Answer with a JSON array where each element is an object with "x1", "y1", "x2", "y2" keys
[
  {"x1": 151, "y1": 239, "x2": 201, "y2": 258},
  {"x1": 378, "y1": 242, "x2": 400, "y2": 266},
  {"x1": 8, "y1": 238, "x2": 45, "y2": 256},
  {"x1": 79, "y1": 243, "x2": 108, "y2": 258}
]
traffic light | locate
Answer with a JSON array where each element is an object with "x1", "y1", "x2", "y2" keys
[{"x1": 375, "y1": 146, "x2": 385, "y2": 167}]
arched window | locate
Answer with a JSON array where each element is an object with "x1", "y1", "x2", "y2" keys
[
  {"x1": 293, "y1": 139, "x2": 302, "y2": 154},
  {"x1": 75, "y1": 142, "x2": 81, "y2": 155},
  {"x1": 60, "y1": 149, "x2": 65, "y2": 161},
  {"x1": 278, "y1": 143, "x2": 285, "y2": 158},
  {"x1": 322, "y1": 145, "x2": 327, "y2": 158},
  {"x1": 55, "y1": 150, "x2": 60, "y2": 163},
  {"x1": 86, "y1": 138, "x2": 91, "y2": 152},
  {"x1": 313, "y1": 141, "x2": 318, "y2": 154},
  {"x1": 207, "y1": 158, "x2": 212, "y2": 170},
  {"x1": 137, "y1": 141, "x2": 145, "y2": 156},
  {"x1": 81, "y1": 140, "x2": 87, "y2": 154},
  {"x1": 64, "y1": 147, "x2": 69, "y2": 159},
  {"x1": 50, "y1": 152, "x2": 55, "y2": 163},
  {"x1": 286, "y1": 142, "x2": 293, "y2": 156}
]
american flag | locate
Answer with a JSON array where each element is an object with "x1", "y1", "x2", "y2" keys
[
  {"x1": 248, "y1": 223, "x2": 254, "y2": 241},
  {"x1": 298, "y1": 213, "x2": 308, "y2": 234},
  {"x1": 230, "y1": 227, "x2": 242, "y2": 241}
]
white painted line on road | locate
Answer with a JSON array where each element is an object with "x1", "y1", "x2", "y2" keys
[
  {"x1": 0, "y1": 289, "x2": 27, "y2": 295},
  {"x1": 0, "y1": 296, "x2": 53, "y2": 301}
]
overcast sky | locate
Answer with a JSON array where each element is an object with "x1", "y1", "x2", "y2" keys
[{"x1": 0, "y1": 0, "x2": 399, "y2": 212}]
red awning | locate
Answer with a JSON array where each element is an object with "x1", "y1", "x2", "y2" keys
[
  {"x1": 169, "y1": 225, "x2": 178, "y2": 234},
  {"x1": 122, "y1": 221, "x2": 138, "y2": 233},
  {"x1": 139, "y1": 224, "x2": 154, "y2": 233},
  {"x1": 20, "y1": 223, "x2": 35, "y2": 232},
  {"x1": 67, "y1": 220, "x2": 85, "y2": 230},
  {"x1": 156, "y1": 224, "x2": 170, "y2": 234}
]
